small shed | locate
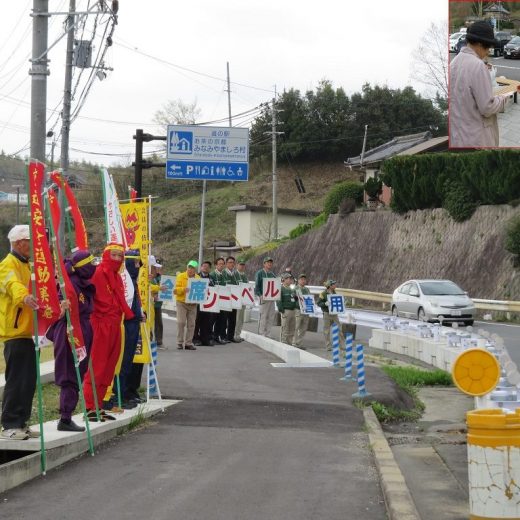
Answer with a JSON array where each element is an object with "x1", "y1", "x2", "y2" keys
[{"x1": 228, "y1": 205, "x2": 320, "y2": 248}]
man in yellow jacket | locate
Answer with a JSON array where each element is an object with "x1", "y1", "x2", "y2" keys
[
  {"x1": 0, "y1": 225, "x2": 40, "y2": 440},
  {"x1": 174, "y1": 260, "x2": 200, "y2": 350}
]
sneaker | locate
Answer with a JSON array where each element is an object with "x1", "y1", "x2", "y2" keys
[
  {"x1": 25, "y1": 428, "x2": 40, "y2": 438},
  {"x1": 122, "y1": 400, "x2": 137, "y2": 410},
  {"x1": 100, "y1": 411, "x2": 117, "y2": 421},
  {"x1": 193, "y1": 340, "x2": 202, "y2": 346},
  {"x1": 184, "y1": 344, "x2": 197, "y2": 350},
  {"x1": 157, "y1": 344, "x2": 167, "y2": 351},
  {"x1": 57, "y1": 419, "x2": 85, "y2": 432},
  {"x1": 177, "y1": 344, "x2": 184, "y2": 350},
  {"x1": 1, "y1": 428, "x2": 29, "y2": 440},
  {"x1": 105, "y1": 405, "x2": 124, "y2": 414}
]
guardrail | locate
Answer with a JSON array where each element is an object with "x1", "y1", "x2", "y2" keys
[
  {"x1": 306, "y1": 286, "x2": 520, "y2": 315},
  {"x1": 160, "y1": 283, "x2": 520, "y2": 315}
]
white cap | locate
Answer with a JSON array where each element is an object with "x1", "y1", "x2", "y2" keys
[
  {"x1": 149, "y1": 255, "x2": 162, "y2": 268},
  {"x1": 7, "y1": 225, "x2": 30, "y2": 242}
]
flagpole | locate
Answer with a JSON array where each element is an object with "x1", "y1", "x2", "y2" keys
[
  {"x1": 44, "y1": 188, "x2": 95, "y2": 454},
  {"x1": 26, "y1": 160, "x2": 46, "y2": 475}
]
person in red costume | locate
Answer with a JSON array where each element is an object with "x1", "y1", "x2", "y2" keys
[{"x1": 82, "y1": 243, "x2": 134, "y2": 421}]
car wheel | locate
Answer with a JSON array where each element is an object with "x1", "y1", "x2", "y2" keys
[
  {"x1": 464, "y1": 320, "x2": 474, "y2": 326},
  {"x1": 391, "y1": 305, "x2": 399, "y2": 317},
  {"x1": 418, "y1": 308, "x2": 427, "y2": 322}
]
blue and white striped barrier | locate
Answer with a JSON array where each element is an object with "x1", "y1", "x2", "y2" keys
[
  {"x1": 148, "y1": 340, "x2": 158, "y2": 397},
  {"x1": 352, "y1": 343, "x2": 371, "y2": 398},
  {"x1": 341, "y1": 333, "x2": 354, "y2": 381},
  {"x1": 331, "y1": 323, "x2": 341, "y2": 367}
]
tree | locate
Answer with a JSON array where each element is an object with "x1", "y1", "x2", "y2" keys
[
  {"x1": 410, "y1": 21, "x2": 448, "y2": 110},
  {"x1": 153, "y1": 98, "x2": 202, "y2": 131}
]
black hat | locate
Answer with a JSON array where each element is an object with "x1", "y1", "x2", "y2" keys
[{"x1": 467, "y1": 21, "x2": 497, "y2": 46}]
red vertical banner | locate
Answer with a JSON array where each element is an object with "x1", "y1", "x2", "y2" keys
[
  {"x1": 50, "y1": 171, "x2": 88, "y2": 250},
  {"x1": 47, "y1": 188, "x2": 86, "y2": 360},
  {"x1": 27, "y1": 161, "x2": 61, "y2": 336}
]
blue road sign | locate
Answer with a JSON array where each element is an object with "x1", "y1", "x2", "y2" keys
[
  {"x1": 166, "y1": 160, "x2": 248, "y2": 181},
  {"x1": 166, "y1": 125, "x2": 249, "y2": 182}
]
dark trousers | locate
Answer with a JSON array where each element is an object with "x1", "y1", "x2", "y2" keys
[
  {"x1": 224, "y1": 309, "x2": 237, "y2": 340},
  {"x1": 154, "y1": 305, "x2": 163, "y2": 345},
  {"x1": 214, "y1": 312, "x2": 228, "y2": 340},
  {"x1": 1, "y1": 338, "x2": 36, "y2": 429},
  {"x1": 194, "y1": 308, "x2": 213, "y2": 345},
  {"x1": 117, "y1": 320, "x2": 140, "y2": 401},
  {"x1": 126, "y1": 362, "x2": 144, "y2": 400}
]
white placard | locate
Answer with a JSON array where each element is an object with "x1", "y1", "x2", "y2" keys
[
  {"x1": 218, "y1": 285, "x2": 232, "y2": 311},
  {"x1": 185, "y1": 277, "x2": 210, "y2": 304},
  {"x1": 229, "y1": 285, "x2": 242, "y2": 309},
  {"x1": 200, "y1": 286, "x2": 220, "y2": 313},
  {"x1": 240, "y1": 282, "x2": 255, "y2": 308},
  {"x1": 262, "y1": 277, "x2": 281, "y2": 301}
]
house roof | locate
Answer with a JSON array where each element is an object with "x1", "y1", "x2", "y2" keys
[
  {"x1": 484, "y1": 3, "x2": 510, "y2": 14},
  {"x1": 395, "y1": 135, "x2": 448, "y2": 156},
  {"x1": 344, "y1": 131, "x2": 433, "y2": 168},
  {"x1": 228, "y1": 204, "x2": 320, "y2": 217}
]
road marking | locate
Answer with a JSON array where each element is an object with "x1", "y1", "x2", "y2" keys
[{"x1": 475, "y1": 320, "x2": 520, "y2": 329}]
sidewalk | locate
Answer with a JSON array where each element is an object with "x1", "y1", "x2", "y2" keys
[{"x1": 498, "y1": 99, "x2": 520, "y2": 147}]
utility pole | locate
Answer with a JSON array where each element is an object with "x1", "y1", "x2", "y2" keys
[
  {"x1": 197, "y1": 62, "x2": 234, "y2": 266},
  {"x1": 360, "y1": 125, "x2": 368, "y2": 167},
  {"x1": 271, "y1": 96, "x2": 278, "y2": 240},
  {"x1": 13, "y1": 185, "x2": 23, "y2": 224},
  {"x1": 30, "y1": 0, "x2": 50, "y2": 162}
]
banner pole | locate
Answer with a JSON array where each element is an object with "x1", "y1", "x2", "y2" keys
[{"x1": 44, "y1": 190, "x2": 95, "y2": 454}]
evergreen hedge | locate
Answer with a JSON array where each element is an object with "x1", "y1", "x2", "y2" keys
[
  {"x1": 382, "y1": 150, "x2": 520, "y2": 221},
  {"x1": 323, "y1": 181, "x2": 364, "y2": 215}
]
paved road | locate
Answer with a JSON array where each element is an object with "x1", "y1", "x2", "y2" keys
[
  {"x1": 489, "y1": 55, "x2": 520, "y2": 81},
  {"x1": 0, "y1": 318, "x2": 389, "y2": 520}
]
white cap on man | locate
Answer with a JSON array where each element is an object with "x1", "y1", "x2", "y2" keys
[
  {"x1": 7, "y1": 225, "x2": 30, "y2": 242},
  {"x1": 149, "y1": 255, "x2": 162, "y2": 268}
]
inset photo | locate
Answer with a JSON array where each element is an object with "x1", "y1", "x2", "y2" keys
[{"x1": 449, "y1": 1, "x2": 520, "y2": 148}]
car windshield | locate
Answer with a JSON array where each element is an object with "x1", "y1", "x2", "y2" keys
[
  {"x1": 510, "y1": 37, "x2": 520, "y2": 44},
  {"x1": 419, "y1": 281, "x2": 465, "y2": 296},
  {"x1": 450, "y1": 33, "x2": 462, "y2": 40}
]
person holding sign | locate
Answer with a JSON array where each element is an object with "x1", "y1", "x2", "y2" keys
[
  {"x1": 210, "y1": 257, "x2": 228, "y2": 344},
  {"x1": 193, "y1": 261, "x2": 215, "y2": 346},
  {"x1": 234, "y1": 259, "x2": 249, "y2": 342},
  {"x1": 317, "y1": 280, "x2": 344, "y2": 351},
  {"x1": 254, "y1": 257, "x2": 278, "y2": 337},
  {"x1": 276, "y1": 273, "x2": 298, "y2": 345},
  {"x1": 175, "y1": 260, "x2": 200, "y2": 350},
  {"x1": 0, "y1": 226, "x2": 42, "y2": 440},
  {"x1": 223, "y1": 256, "x2": 241, "y2": 343},
  {"x1": 46, "y1": 250, "x2": 96, "y2": 432},
  {"x1": 294, "y1": 274, "x2": 311, "y2": 350}
]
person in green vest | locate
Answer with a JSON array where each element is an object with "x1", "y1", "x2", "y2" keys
[
  {"x1": 276, "y1": 273, "x2": 298, "y2": 345},
  {"x1": 222, "y1": 256, "x2": 241, "y2": 342},
  {"x1": 317, "y1": 280, "x2": 344, "y2": 351},
  {"x1": 234, "y1": 258, "x2": 249, "y2": 342},
  {"x1": 210, "y1": 257, "x2": 227, "y2": 344},
  {"x1": 254, "y1": 257, "x2": 277, "y2": 337},
  {"x1": 294, "y1": 274, "x2": 311, "y2": 350}
]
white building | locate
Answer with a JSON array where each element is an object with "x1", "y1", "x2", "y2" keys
[{"x1": 228, "y1": 204, "x2": 319, "y2": 248}]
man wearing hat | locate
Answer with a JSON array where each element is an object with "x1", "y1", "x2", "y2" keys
[
  {"x1": 0, "y1": 225, "x2": 40, "y2": 439},
  {"x1": 294, "y1": 274, "x2": 311, "y2": 350},
  {"x1": 254, "y1": 257, "x2": 277, "y2": 337},
  {"x1": 317, "y1": 280, "x2": 344, "y2": 351},
  {"x1": 450, "y1": 20, "x2": 509, "y2": 147},
  {"x1": 174, "y1": 260, "x2": 200, "y2": 350},
  {"x1": 233, "y1": 258, "x2": 249, "y2": 342},
  {"x1": 276, "y1": 273, "x2": 298, "y2": 345}
]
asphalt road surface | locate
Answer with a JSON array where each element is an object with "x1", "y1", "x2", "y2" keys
[
  {"x1": 489, "y1": 55, "x2": 520, "y2": 81},
  {"x1": 0, "y1": 318, "x2": 388, "y2": 520}
]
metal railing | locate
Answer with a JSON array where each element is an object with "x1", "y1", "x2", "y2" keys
[{"x1": 306, "y1": 286, "x2": 520, "y2": 314}]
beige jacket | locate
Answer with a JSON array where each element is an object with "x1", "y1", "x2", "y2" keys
[{"x1": 449, "y1": 47, "x2": 507, "y2": 148}]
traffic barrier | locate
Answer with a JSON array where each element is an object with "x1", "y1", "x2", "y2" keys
[
  {"x1": 331, "y1": 323, "x2": 341, "y2": 367},
  {"x1": 148, "y1": 340, "x2": 158, "y2": 397},
  {"x1": 341, "y1": 333, "x2": 354, "y2": 381},
  {"x1": 466, "y1": 409, "x2": 520, "y2": 519},
  {"x1": 352, "y1": 343, "x2": 371, "y2": 398}
]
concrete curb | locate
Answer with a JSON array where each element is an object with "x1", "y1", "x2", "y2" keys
[
  {"x1": 240, "y1": 330, "x2": 332, "y2": 367},
  {"x1": 363, "y1": 407, "x2": 421, "y2": 520},
  {"x1": 0, "y1": 399, "x2": 180, "y2": 493}
]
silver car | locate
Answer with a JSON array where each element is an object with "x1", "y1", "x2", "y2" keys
[{"x1": 391, "y1": 279, "x2": 475, "y2": 325}]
